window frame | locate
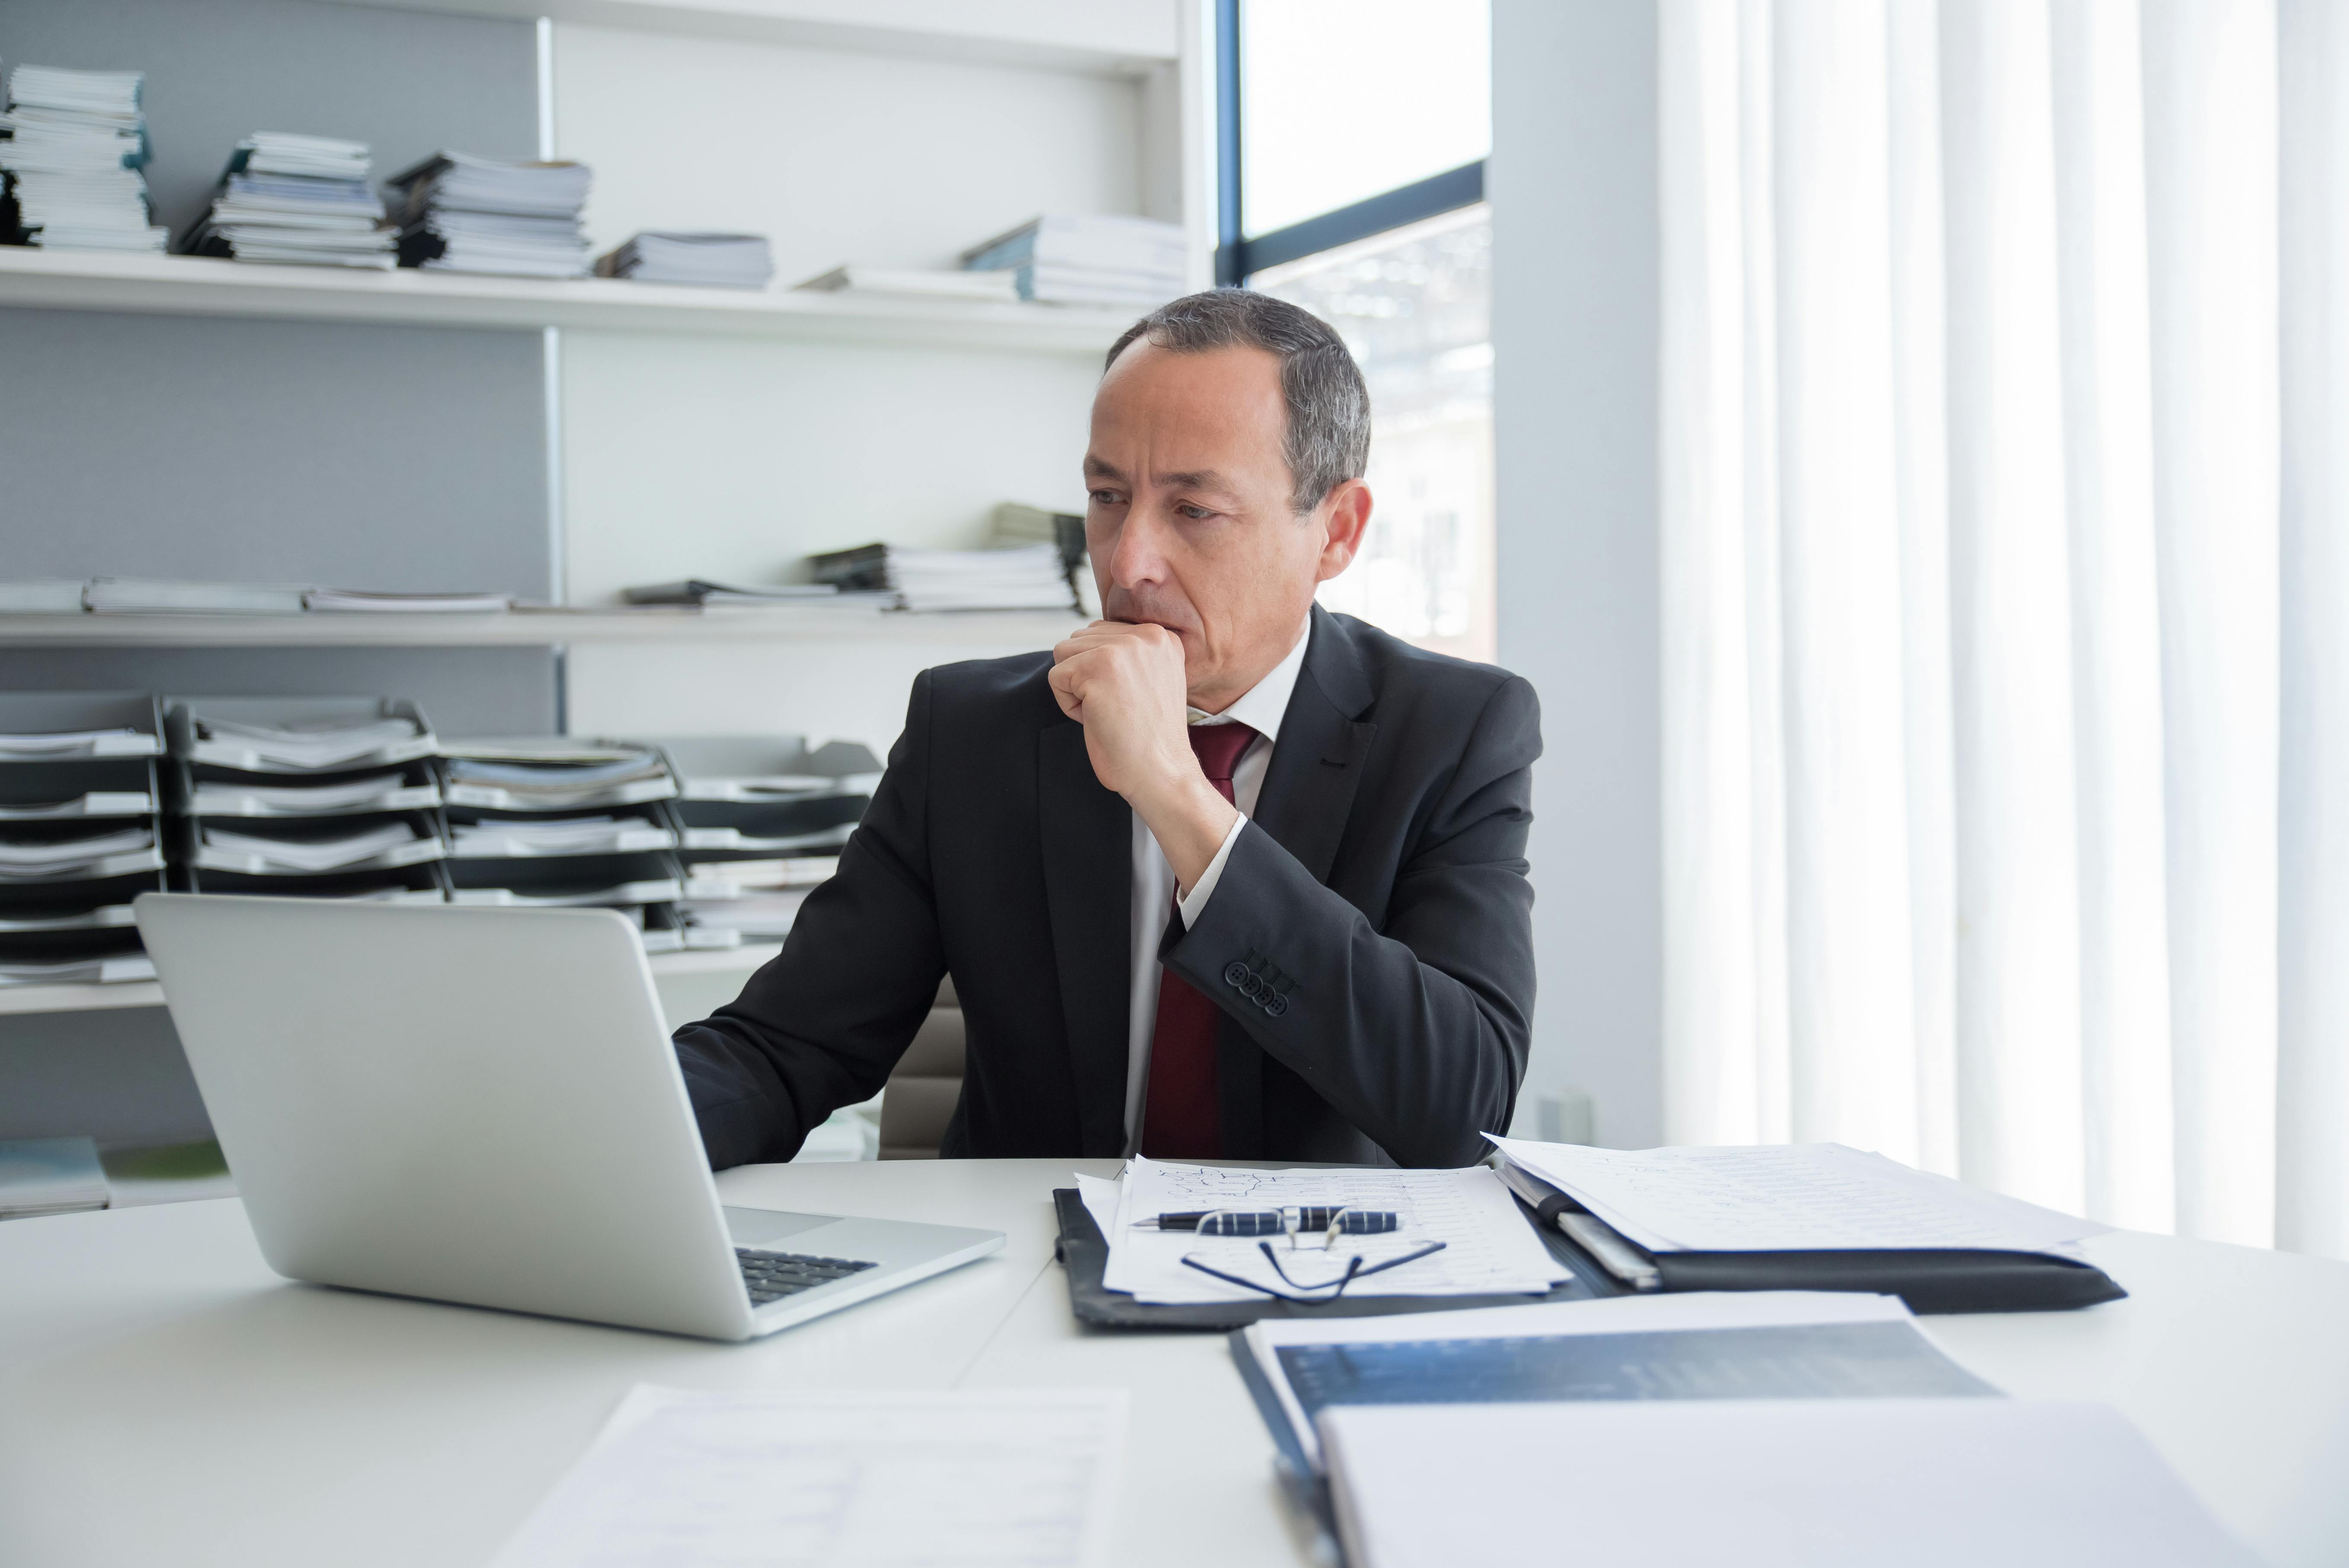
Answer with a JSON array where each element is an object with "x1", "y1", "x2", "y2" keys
[{"x1": 1212, "y1": 0, "x2": 1489, "y2": 286}]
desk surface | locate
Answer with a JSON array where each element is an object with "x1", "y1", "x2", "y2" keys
[{"x1": 3, "y1": 1159, "x2": 2346, "y2": 1567}]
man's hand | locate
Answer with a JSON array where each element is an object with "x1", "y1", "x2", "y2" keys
[{"x1": 1049, "y1": 621, "x2": 1240, "y2": 893}]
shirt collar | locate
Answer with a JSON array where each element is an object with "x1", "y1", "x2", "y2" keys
[{"x1": 1187, "y1": 618, "x2": 1311, "y2": 743}]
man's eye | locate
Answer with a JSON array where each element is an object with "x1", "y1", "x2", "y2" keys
[
  {"x1": 1177, "y1": 505, "x2": 1215, "y2": 520},
  {"x1": 1088, "y1": 490, "x2": 1124, "y2": 506}
]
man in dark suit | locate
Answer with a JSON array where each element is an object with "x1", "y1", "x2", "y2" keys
[{"x1": 674, "y1": 289, "x2": 1540, "y2": 1169}]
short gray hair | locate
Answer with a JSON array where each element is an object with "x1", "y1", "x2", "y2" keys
[{"x1": 1106, "y1": 289, "x2": 1371, "y2": 513}]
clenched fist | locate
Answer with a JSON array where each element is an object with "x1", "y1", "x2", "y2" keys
[{"x1": 1049, "y1": 620, "x2": 1240, "y2": 893}]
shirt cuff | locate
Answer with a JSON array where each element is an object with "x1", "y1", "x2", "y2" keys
[{"x1": 1177, "y1": 814, "x2": 1248, "y2": 929}]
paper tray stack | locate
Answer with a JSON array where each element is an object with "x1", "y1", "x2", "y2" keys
[
  {"x1": 437, "y1": 738, "x2": 692, "y2": 950},
  {"x1": 164, "y1": 696, "x2": 452, "y2": 904},
  {"x1": 650, "y1": 736, "x2": 879, "y2": 946},
  {"x1": 0, "y1": 692, "x2": 169, "y2": 986}
]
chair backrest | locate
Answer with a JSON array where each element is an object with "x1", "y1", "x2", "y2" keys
[{"x1": 879, "y1": 977, "x2": 965, "y2": 1159}]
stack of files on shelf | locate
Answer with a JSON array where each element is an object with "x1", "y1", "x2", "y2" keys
[
  {"x1": 0, "y1": 580, "x2": 90, "y2": 614},
  {"x1": 85, "y1": 579, "x2": 310, "y2": 615},
  {"x1": 794, "y1": 264, "x2": 1019, "y2": 303},
  {"x1": 655, "y1": 737, "x2": 876, "y2": 944},
  {"x1": 302, "y1": 588, "x2": 514, "y2": 613},
  {"x1": 0, "y1": 1137, "x2": 110, "y2": 1218},
  {"x1": 0, "y1": 693, "x2": 166, "y2": 986},
  {"x1": 596, "y1": 231, "x2": 772, "y2": 288},
  {"x1": 809, "y1": 541, "x2": 1080, "y2": 613},
  {"x1": 439, "y1": 739, "x2": 687, "y2": 944},
  {"x1": 960, "y1": 214, "x2": 1187, "y2": 309},
  {"x1": 0, "y1": 64, "x2": 167, "y2": 253},
  {"x1": 619, "y1": 580, "x2": 879, "y2": 609},
  {"x1": 387, "y1": 151, "x2": 592, "y2": 278},
  {"x1": 166, "y1": 697, "x2": 450, "y2": 902},
  {"x1": 179, "y1": 133, "x2": 394, "y2": 269}
]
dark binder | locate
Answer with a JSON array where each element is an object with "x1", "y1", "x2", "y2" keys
[{"x1": 1510, "y1": 1177, "x2": 2129, "y2": 1315}]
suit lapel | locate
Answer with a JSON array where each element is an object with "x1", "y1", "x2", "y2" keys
[
  {"x1": 1219, "y1": 608, "x2": 1378, "y2": 1158},
  {"x1": 1249, "y1": 607, "x2": 1379, "y2": 884},
  {"x1": 1037, "y1": 720, "x2": 1134, "y2": 1157}
]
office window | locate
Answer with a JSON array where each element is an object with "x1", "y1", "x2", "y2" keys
[{"x1": 1221, "y1": 1, "x2": 1494, "y2": 661}]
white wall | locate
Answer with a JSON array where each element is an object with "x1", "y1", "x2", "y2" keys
[{"x1": 1491, "y1": 0, "x2": 1663, "y2": 1147}]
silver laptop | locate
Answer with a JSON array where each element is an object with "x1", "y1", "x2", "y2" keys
[{"x1": 133, "y1": 893, "x2": 1002, "y2": 1341}]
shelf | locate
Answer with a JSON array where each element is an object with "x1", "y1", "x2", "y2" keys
[
  {"x1": 0, "y1": 608, "x2": 1089, "y2": 648},
  {"x1": 0, "y1": 941, "x2": 784, "y2": 1017},
  {"x1": 0, "y1": 248, "x2": 1136, "y2": 354}
]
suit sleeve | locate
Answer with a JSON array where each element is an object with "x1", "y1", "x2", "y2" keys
[
  {"x1": 1162, "y1": 675, "x2": 1540, "y2": 1167},
  {"x1": 669, "y1": 672, "x2": 948, "y2": 1168}
]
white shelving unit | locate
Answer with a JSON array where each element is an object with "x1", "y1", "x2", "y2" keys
[
  {"x1": 0, "y1": 248, "x2": 1133, "y2": 354},
  {"x1": 0, "y1": 608, "x2": 1089, "y2": 648},
  {"x1": 0, "y1": 941, "x2": 783, "y2": 1018}
]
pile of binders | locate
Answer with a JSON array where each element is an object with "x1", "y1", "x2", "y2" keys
[
  {"x1": 0, "y1": 63, "x2": 167, "y2": 253},
  {"x1": 166, "y1": 698, "x2": 451, "y2": 903},
  {"x1": 439, "y1": 739, "x2": 697, "y2": 950},
  {"x1": 0, "y1": 693, "x2": 169, "y2": 986},
  {"x1": 386, "y1": 151, "x2": 592, "y2": 278},
  {"x1": 808, "y1": 541, "x2": 1080, "y2": 613},
  {"x1": 178, "y1": 132, "x2": 394, "y2": 269},
  {"x1": 659, "y1": 737, "x2": 876, "y2": 944},
  {"x1": 960, "y1": 214, "x2": 1187, "y2": 309}
]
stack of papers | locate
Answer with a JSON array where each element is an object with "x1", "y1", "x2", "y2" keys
[
  {"x1": 809, "y1": 541, "x2": 1079, "y2": 613},
  {"x1": 0, "y1": 579, "x2": 90, "y2": 614},
  {"x1": 441, "y1": 744, "x2": 677, "y2": 810},
  {"x1": 189, "y1": 771, "x2": 438, "y2": 816},
  {"x1": 596, "y1": 231, "x2": 773, "y2": 288},
  {"x1": 85, "y1": 578, "x2": 310, "y2": 615},
  {"x1": 0, "y1": 824, "x2": 158, "y2": 879},
  {"x1": 387, "y1": 152, "x2": 592, "y2": 278},
  {"x1": 1321, "y1": 1398, "x2": 2259, "y2": 1568},
  {"x1": 961, "y1": 214, "x2": 1188, "y2": 309},
  {"x1": 179, "y1": 134, "x2": 394, "y2": 269},
  {"x1": 303, "y1": 588, "x2": 514, "y2": 613},
  {"x1": 677, "y1": 887, "x2": 808, "y2": 939},
  {"x1": 190, "y1": 713, "x2": 428, "y2": 772},
  {"x1": 0, "y1": 726, "x2": 154, "y2": 760},
  {"x1": 795, "y1": 264, "x2": 1021, "y2": 302},
  {"x1": 488, "y1": 1387, "x2": 1124, "y2": 1568},
  {"x1": 451, "y1": 814, "x2": 677, "y2": 858},
  {"x1": 196, "y1": 820, "x2": 433, "y2": 874},
  {"x1": 0, "y1": 64, "x2": 166, "y2": 253},
  {"x1": 0, "y1": 1137, "x2": 110, "y2": 1217},
  {"x1": 1078, "y1": 1157, "x2": 1569, "y2": 1306},
  {"x1": 620, "y1": 579, "x2": 869, "y2": 608},
  {"x1": 1486, "y1": 1136, "x2": 2109, "y2": 1257}
]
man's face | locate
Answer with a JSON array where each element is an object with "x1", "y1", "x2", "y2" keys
[{"x1": 1083, "y1": 340, "x2": 1369, "y2": 711}]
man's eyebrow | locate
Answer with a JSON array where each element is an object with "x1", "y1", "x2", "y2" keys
[
  {"x1": 1158, "y1": 470, "x2": 1237, "y2": 493},
  {"x1": 1082, "y1": 454, "x2": 1126, "y2": 480}
]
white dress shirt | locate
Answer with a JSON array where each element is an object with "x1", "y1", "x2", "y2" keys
[{"x1": 1121, "y1": 620, "x2": 1312, "y2": 1150}]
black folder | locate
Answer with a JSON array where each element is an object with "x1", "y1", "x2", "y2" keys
[{"x1": 1049, "y1": 1181, "x2": 2125, "y2": 1329}]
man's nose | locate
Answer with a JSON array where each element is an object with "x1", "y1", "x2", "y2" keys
[{"x1": 1108, "y1": 502, "x2": 1178, "y2": 589}]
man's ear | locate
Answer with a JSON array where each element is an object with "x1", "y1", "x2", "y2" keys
[{"x1": 1313, "y1": 479, "x2": 1374, "y2": 583}]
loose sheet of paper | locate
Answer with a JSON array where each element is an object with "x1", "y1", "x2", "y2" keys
[
  {"x1": 490, "y1": 1386, "x2": 1126, "y2": 1568},
  {"x1": 1488, "y1": 1136, "x2": 2109, "y2": 1256},
  {"x1": 1099, "y1": 1158, "x2": 1567, "y2": 1305}
]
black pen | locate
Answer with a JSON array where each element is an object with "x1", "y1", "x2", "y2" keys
[{"x1": 1133, "y1": 1208, "x2": 1400, "y2": 1235}]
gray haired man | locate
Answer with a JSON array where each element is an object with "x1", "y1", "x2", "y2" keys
[{"x1": 674, "y1": 290, "x2": 1543, "y2": 1168}]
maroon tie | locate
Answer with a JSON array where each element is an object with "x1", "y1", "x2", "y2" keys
[{"x1": 1139, "y1": 721, "x2": 1259, "y2": 1160}]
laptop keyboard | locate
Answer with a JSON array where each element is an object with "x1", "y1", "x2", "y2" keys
[{"x1": 737, "y1": 1247, "x2": 880, "y2": 1306}]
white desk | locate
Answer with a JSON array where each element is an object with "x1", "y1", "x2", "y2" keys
[{"x1": 3, "y1": 1159, "x2": 2346, "y2": 1567}]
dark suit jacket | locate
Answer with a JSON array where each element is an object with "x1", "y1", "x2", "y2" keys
[{"x1": 672, "y1": 605, "x2": 1541, "y2": 1168}]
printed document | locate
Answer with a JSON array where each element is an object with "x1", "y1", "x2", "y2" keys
[
  {"x1": 1488, "y1": 1136, "x2": 2108, "y2": 1256},
  {"x1": 1098, "y1": 1158, "x2": 1567, "y2": 1305},
  {"x1": 490, "y1": 1386, "x2": 1126, "y2": 1568},
  {"x1": 1319, "y1": 1398, "x2": 2262, "y2": 1568}
]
